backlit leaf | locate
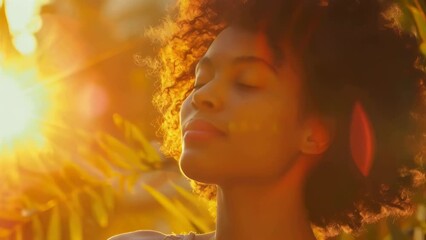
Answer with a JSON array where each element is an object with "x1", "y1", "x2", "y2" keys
[
  {"x1": 387, "y1": 219, "x2": 411, "y2": 240},
  {"x1": 31, "y1": 215, "x2": 44, "y2": 240},
  {"x1": 113, "y1": 114, "x2": 161, "y2": 165},
  {"x1": 97, "y1": 132, "x2": 147, "y2": 171},
  {"x1": 14, "y1": 225, "x2": 23, "y2": 240},
  {"x1": 142, "y1": 184, "x2": 192, "y2": 229},
  {"x1": 47, "y1": 206, "x2": 61, "y2": 240},
  {"x1": 420, "y1": 42, "x2": 426, "y2": 56},
  {"x1": 125, "y1": 173, "x2": 140, "y2": 194},
  {"x1": 78, "y1": 147, "x2": 114, "y2": 178},
  {"x1": 408, "y1": 5, "x2": 426, "y2": 41},
  {"x1": 129, "y1": 124, "x2": 162, "y2": 165},
  {"x1": 101, "y1": 185, "x2": 115, "y2": 211},
  {"x1": 68, "y1": 206, "x2": 83, "y2": 240},
  {"x1": 85, "y1": 188, "x2": 109, "y2": 227},
  {"x1": 0, "y1": 228, "x2": 13, "y2": 238},
  {"x1": 172, "y1": 199, "x2": 212, "y2": 232},
  {"x1": 171, "y1": 182, "x2": 206, "y2": 208}
]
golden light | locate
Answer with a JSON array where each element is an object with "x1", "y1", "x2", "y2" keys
[
  {"x1": 12, "y1": 33, "x2": 37, "y2": 55},
  {"x1": 0, "y1": 69, "x2": 47, "y2": 149},
  {"x1": 0, "y1": 0, "x2": 52, "y2": 151},
  {"x1": 4, "y1": 0, "x2": 47, "y2": 55}
]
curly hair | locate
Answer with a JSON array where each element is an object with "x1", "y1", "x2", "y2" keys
[{"x1": 147, "y1": 0, "x2": 426, "y2": 237}]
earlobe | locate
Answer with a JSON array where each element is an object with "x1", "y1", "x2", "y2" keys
[{"x1": 300, "y1": 117, "x2": 334, "y2": 155}]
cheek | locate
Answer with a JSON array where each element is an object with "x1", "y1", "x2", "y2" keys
[
  {"x1": 178, "y1": 90, "x2": 302, "y2": 180},
  {"x1": 227, "y1": 102, "x2": 301, "y2": 164},
  {"x1": 230, "y1": 119, "x2": 298, "y2": 160}
]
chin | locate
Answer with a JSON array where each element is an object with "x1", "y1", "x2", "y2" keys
[{"x1": 178, "y1": 156, "x2": 220, "y2": 184}]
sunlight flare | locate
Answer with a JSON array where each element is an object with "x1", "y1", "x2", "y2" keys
[
  {"x1": 0, "y1": 68, "x2": 47, "y2": 148},
  {"x1": 12, "y1": 33, "x2": 38, "y2": 56},
  {"x1": 0, "y1": 77, "x2": 35, "y2": 139},
  {"x1": 4, "y1": 0, "x2": 47, "y2": 55}
]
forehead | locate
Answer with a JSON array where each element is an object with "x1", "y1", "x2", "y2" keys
[{"x1": 204, "y1": 27, "x2": 276, "y2": 66}]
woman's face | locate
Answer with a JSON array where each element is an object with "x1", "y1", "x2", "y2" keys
[{"x1": 179, "y1": 27, "x2": 306, "y2": 184}]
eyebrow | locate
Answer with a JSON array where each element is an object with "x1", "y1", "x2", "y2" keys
[{"x1": 195, "y1": 55, "x2": 278, "y2": 75}]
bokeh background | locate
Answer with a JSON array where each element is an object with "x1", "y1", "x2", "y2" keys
[{"x1": 0, "y1": 0, "x2": 425, "y2": 240}]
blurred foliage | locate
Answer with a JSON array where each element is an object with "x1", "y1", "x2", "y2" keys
[
  {"x1": 397, "y1": 0, "x2": 426, "y2": 55},
  {"x1": 1, "y1": 115, "x2": 151, "y2": 239},
  {"x1": 0, "y1": 114, "x2": 215, "y2": 240},
  {"x1": 142, "y1": 183, "x2": 214, "y2": 234}
]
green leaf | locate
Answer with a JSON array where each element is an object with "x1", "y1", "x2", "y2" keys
[{"x1": 47, "y1": 206, "x2": 61, "y2": 240}]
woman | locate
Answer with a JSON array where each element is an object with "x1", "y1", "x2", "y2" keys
[{"x1": 109, "y1": 0, "x2": 426, "y2": 239}]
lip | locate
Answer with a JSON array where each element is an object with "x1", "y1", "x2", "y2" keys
[{"x1": 183, "y1": 119, "x2": 227, "y2": 142}]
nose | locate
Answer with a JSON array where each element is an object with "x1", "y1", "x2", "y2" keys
[{"x1": 191, "y1": 82, "x2": 223, "y2": 111}]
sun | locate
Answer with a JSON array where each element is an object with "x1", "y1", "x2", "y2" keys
[
  {"x1": 0, "y1": 78, "x2": 34, "y2": 139},
  {"x1": 0, "y1": 71, "x2": 45, "y2": 148}
]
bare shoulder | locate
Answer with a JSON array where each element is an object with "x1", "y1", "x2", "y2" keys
[{"x1": 108, "y1": 230, "x2": 166, "y2": 240}]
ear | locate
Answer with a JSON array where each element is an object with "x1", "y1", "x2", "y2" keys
[{"x1": 299, "y1": 116, "x2": 335, "y2": 155}]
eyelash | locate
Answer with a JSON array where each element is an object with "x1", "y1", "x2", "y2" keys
[
  {"x1": 193, "y1": 70, "x2": 258, "y2": 91},
  {"x1": 236, "y1": 83, "x2": 257, "y2": 90}
]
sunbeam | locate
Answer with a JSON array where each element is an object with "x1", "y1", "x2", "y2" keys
[{"x1": 39, "y1": 38, "x2": 142, "y2": 88}]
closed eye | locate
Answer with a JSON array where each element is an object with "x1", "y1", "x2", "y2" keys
[{"x1": 236, "y1": 83, "x2": 258, "y2": 89}]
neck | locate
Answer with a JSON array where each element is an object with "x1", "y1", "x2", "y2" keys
[{"x1": 212, "y1": 159, "x2": 317, "y2": 240}]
